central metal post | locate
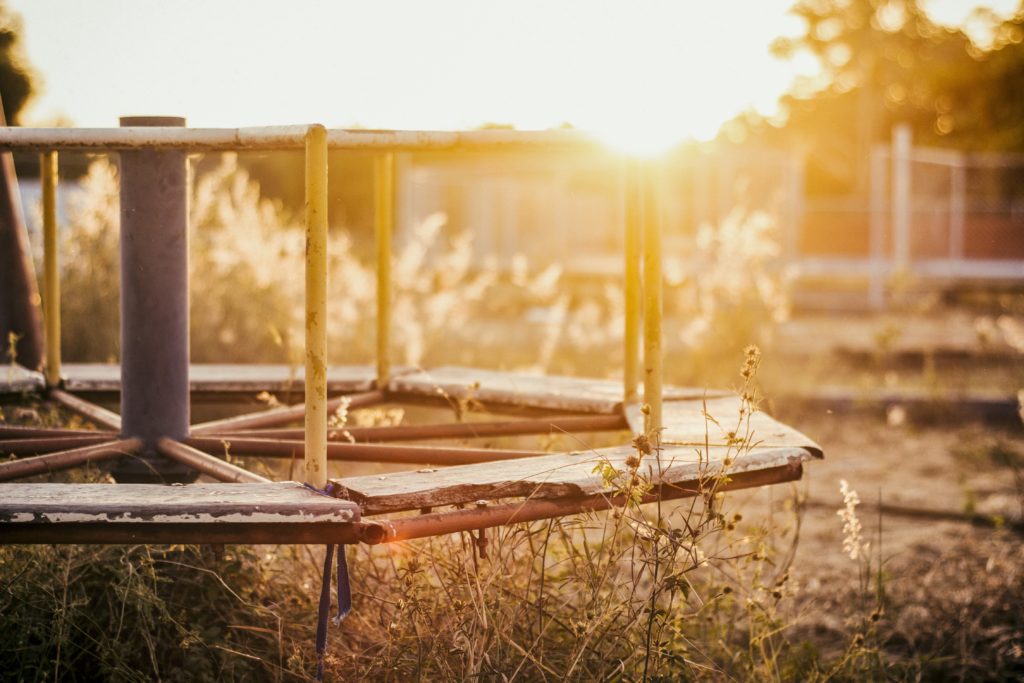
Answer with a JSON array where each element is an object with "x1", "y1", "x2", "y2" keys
[{"x1": 111, "y1": 116, "x2": 194, "y2": 483}]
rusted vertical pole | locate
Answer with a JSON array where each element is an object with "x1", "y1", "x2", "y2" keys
[
  {"x1": 0, "y1": 101, "x2": 43, "y2": 371},
  {"x1": 113, "y1": 116, "x2": 194, "y2": 483},
  {"x1": 375, "y1": 152, "x2": 394, "y2": 388},
  {"x1": 304, "y1": 124, "x2": 329, "y2": 489},
  {"x1": 641, "y1": 161, "x2": 663, "y2": 437},
  {"x1": 623, "y1": 160, "x2": 642, "y2": 403},
  {"x1": 41, "y1": 151, "x2": 60, "y2": 386}
]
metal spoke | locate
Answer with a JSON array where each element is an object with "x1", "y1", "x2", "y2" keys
[
  {"x1": 155, "y1": 438, "x2": 270, "y2": 484},
  {"x1": 49, "y1": 388, "x2": 122, "y2": 431},
  {"x1": 0, "y1": 426, "x2": 116, "y2": 439},
  {"x1": 0, "y1": 438, "x2": 140, "y2": 482},
  {"x1": 0, "y1": 435, "x2": 115, "y2": 456}
]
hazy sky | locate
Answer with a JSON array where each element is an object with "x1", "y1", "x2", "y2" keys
[{"x1": 8, "y1": 0, "x2": 1020, "y2": 151}]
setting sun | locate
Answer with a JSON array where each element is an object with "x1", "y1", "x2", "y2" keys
[{"x1": 13, "y1": 0, "x2": 814, "y2": 143}]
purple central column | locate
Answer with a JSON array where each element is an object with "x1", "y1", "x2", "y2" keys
[{"x1": 110, "y1": 115, "x2": 195, "y2": 483}]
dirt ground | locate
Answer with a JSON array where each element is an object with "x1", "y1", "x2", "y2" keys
[{"x1": 739, "y1": 406, "x2": 1018, "y2": 551}]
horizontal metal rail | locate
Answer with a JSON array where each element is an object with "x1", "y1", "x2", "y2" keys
[{"x1": 0, "y1": 127, "x2": 601, "y2": 152}]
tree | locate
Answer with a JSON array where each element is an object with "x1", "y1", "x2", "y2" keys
[
  {"x1": 0, "y1": 1, "x2": 36, "y2": 124},
  {"x1": 733, "y1": 0, "x2": 1024, "y2": 193}
]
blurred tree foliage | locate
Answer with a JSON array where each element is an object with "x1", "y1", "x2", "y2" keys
[
  {"x1": 731, "y1": 0, "x2": 1024, "y2": 194},
  {"x1": 0, "y1": 0, "x2": 35, "y2": 124}
]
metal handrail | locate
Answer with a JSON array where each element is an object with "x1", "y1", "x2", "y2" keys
[{"x1": 0, "y1": 126, "x2": 601, "y2": 152}]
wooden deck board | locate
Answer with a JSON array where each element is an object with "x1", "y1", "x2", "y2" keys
[
  {"x1": 335, "y1": 444, "x2": 819, "y2": 516},
  {"x1": 0, "y1": 482, "x2": 360, "y2": 524},
  {"x1": 624, "y1": 396, "x2": 823, "y2": 457},
  {"x1": 58, "y1": 363, "x2": 390, "y2": 394},
  {"x1": 0, "y1": 364, "x2": 44, "y2": 394},
  {"x1": 389, "y1": 366, "x2": 725, "y2": 414}
]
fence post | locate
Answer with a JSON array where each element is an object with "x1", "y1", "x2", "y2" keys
[
  {"x1": 868, "y1": 144, "x2": 888, "y2": 309},
  {"x1": 891, "y1": 123, "x2": 912, "y2": 271},
  {"x1": 949, "y1": 154, "x2": 966, "y2": 267},
  {"x1": 113, "y1": 116, "x2": 193, "y2": 483}
]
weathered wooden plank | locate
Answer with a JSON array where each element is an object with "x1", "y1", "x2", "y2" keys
[
  {"x1": 0, "y1": 364, "x2": 44, "y2": 394},
  {"x1": 624, "y1": 396, "x2": 823, "y2": 457},
  {"x1": 389, "y1": 366, "x2": 725, "y2": 415},
  {"x1": 333, "y1": 442, "x2": 818, "y2": 515},
  {"x1": 60, "y1": 363, "x2": 406, "y2": 394},
  {"x1": 0, "y1": 482, "x2": 359, "y2": 524}
]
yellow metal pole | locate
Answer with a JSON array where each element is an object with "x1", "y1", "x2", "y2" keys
[
  {"x1": 304, "y1": 125, "x2": 328, "y2": 488},
  {"x1": 641, "y1": 161, "x2": 663, "y2": 438},
  {"x1": 374, "y1": 152, "x2": 394, "y2": 388},
  {"x1": 623, "y1": 160, "x2": 642, "y2": 404},
  {"x1": 41, "y1": 150, "x2": 60, "y2": 387}
]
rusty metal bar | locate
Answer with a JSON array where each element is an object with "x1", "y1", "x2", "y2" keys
[
  {"x1": 155, "y1": 437, "x2": 270, "y2": 484},
  {"x1": 375, "y1": 152, "x2": 394, "y2": 387},
  {"x1": 0, "y1": 127, "x2": 600, "y2": 153},
  {"x1": 623, "y1": 160, "x2": 642, "y2": 404},
  {"x1": 0, "y1": 102, "x2": 44, "y2": 372},
  {"x1": 0, "y1": 461, "x2": 802, "y2": 544},
  {"x1": 304, "y1": 124, "x2": 329, "y2": 489},
  {"x1": 641, "y1": 162, "x2": 663, "y2": 436},
  {"x1": 49, "y1": 388, "x2": 122, "y2": 431},
  {"x1": 215, "y1": 413, "x2": 628, "y2": 442},
  {"x1": 0, "y1": 434, "x2": 114, "y2": 456},
  {"x1": 190, "y1": 390, "x2": 386, "y2": 436},
  {"x1": 0, "y1": 426, "x2": 116, "y2": 439},
  {"x1": 185, "y1": 436, "x2": 543, "y2": 466},
  {"x1": 0, "y1": 437, "x2": 141, "y2": 482},
  {"x1": 41, "y1": 150, "x2": 60, "y2": 386}
]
